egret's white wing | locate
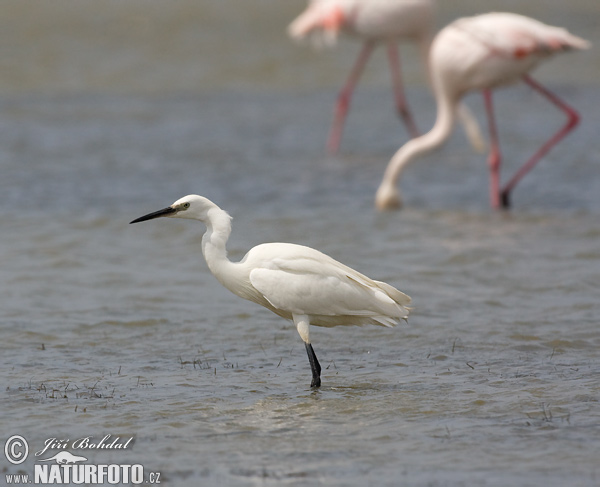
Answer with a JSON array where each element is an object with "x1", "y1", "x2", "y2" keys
[{"x1": 248, "y1": 247, "x2": 409, "y2": 322}]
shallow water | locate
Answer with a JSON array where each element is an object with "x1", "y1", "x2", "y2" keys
[{"x1": 1, "y1": 1, "x2": 600, "y2": 486}]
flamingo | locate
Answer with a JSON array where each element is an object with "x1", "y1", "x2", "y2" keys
[
  {"x1": 131, "y1": 195, "x2": 411, "y2": 388},
  {"x1": 375, "y1": 12, "x2": 590, "y2": 210},
  {"x1": 288, "y1": 0, "x2": 436, "y2": 154}
]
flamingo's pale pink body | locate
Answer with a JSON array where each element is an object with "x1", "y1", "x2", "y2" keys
[
  {"x1": 289, "y1": 0, "x2": 435, "y2": 153},
  {"x1": 289, "y1": 0, "x2": 434, "y2": 44},
  {"x1": 375, "y1": 12, "x2": 590, "y2": 210}
]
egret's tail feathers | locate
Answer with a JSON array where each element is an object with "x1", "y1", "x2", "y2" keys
[
  {"x1": 373, "y1": 315, "x2": 402, "y2": 328},
  {"x1": 373, "y1": 280, "x2": 412, "y2": 307},
  {"x1": 313, "y1": 308, "x2": 411, "y2": 328}
]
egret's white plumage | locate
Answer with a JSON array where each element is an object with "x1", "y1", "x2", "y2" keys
[
  {"x1": 376, "y1": 12, "x2": 590, "y2": 210},
  {"x1": 131, "y1": 195, "x2": 411, "y2": 387}
]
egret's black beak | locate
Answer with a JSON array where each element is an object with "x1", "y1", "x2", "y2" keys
[{"x1": 130, "y1": 206, "x2": 177, "y2": 224}]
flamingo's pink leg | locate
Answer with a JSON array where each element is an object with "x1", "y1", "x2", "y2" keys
[
  {"x1": 482, "y1": 90, "x2": 502, "y2": 209},
  {"x1": 386, "y1": 42, "x2": 419, "y2": 138},
  {"x1": 500, "y1": 74, "x2": 580, "y2": 207},
  {"x1": 327, "y1": 42, "x2": 375, "y2": 155}
]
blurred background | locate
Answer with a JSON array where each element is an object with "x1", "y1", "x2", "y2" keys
[
  {"x1": 0, "y1": 0, "x2": 598, "y2": 212},
  {"x1": 0, "y1": 0, "x2": 598, "y2": 95}
]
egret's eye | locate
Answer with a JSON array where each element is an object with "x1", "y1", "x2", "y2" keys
[{"x1": 182, "y1": 202, "x2": 190, "y2": 210}]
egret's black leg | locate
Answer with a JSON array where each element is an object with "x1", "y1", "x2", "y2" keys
[{"x1": 305, "y1": 343, "x2": 321, "y2": 388}]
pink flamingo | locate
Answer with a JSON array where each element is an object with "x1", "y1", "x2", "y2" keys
[
  {"x1": 289, "y1": 0, "x2": 435, "y2": 154},
  {"x1": 375, "y1": 12, "x2": 590, "y2": 210}
]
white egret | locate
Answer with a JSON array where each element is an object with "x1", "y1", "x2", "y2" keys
[{"x1": 131, "y1": 195, "x2": 411, "y2": 387}]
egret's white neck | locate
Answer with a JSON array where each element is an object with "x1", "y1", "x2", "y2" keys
[{"x1": 201, "y1": 207, "x2": 237, "y2": 288}]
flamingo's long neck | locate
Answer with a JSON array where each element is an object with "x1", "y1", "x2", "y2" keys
[{"x1": 376, "y1": 78, "x2": 457, "y2": 208}]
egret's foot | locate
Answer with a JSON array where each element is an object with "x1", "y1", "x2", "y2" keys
[{"x1": 305, "y1": 343, "x2": 322, "y2": 388}]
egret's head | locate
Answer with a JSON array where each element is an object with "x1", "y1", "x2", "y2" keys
[
  {"x1": 130, "y1": 194, "x2": 216, "y2": 224},
  {"x1": 375, "y1": 182, "x2": 403, "y2": 211}
]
